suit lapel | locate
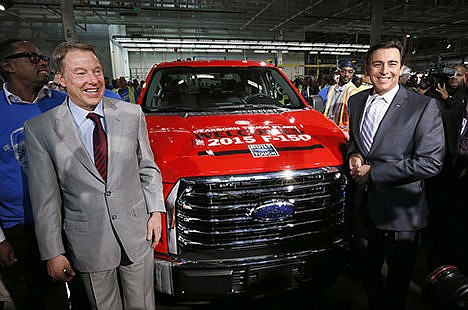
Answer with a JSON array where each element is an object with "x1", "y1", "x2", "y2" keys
[
  {"x1": 103, "y1": 98, "x2": 122, "y2": 184},
  {"x1": 53, "y1": 101, "x2": 104, "y2": 181},
  {"x1": 368, "y1": 86, "x2": 408, "y2": 155}
]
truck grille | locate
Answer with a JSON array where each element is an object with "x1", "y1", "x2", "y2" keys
[{"x1": 174, "y1": 167, "x2": 346, "y2": 252}]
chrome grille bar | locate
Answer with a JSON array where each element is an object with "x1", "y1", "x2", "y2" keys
[{"x1": 174, "y1": 167, "x2": 346, "y2": 251}]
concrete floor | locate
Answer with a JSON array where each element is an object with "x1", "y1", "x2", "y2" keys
[
  {"x1": 0, "y1": 247, "x2": 437, "y2": 309},
  {"x1": 158, "y1": 248, "x2": 428, "y2": 310},
  {"x1": 157, "y1": 273, "x2": 425, "y2": 310}
]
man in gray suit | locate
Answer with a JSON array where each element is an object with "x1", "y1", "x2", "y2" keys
[
  {"x1": 24, "y1": 41, "x2": 165, "y2": 309},
  {"x1": 347, "y1": 39, "x2": 445, "y2": 309}
]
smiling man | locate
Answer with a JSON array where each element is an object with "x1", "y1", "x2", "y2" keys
[
  {"x1": 323, "y1": 60, "x2": 357, "y2": 138},
  {"x1": 24, "y1": 41, "x2": 165, "y2": 310},
  {"x1": 346, "y1": 39, "x2": 445, "y2": 309},
  {"x1": 0, "y1": 39, "x2": 69, "y2": 310}
]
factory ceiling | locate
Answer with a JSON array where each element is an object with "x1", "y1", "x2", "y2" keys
[{"x1": 1, "y1": 0, "x2": 468, "y2": 62}]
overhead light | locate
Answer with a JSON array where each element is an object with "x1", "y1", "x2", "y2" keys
[
  {"x1": 113, "y1": 35, "x2": 370, "y2": 54},
  {"x1": 0, "y1": 0, "x2": 12, "y2": 11}
]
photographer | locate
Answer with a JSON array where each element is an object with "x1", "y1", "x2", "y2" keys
[
  {"x1": 435, "y1": 65, "x2": 467, "y2": 110},
  {"x1": 424, "y1": 64, "x2": 468, "y2": 277},
  {"x1": 399, "y1": 65, "x2": 412, "y2": 86}
]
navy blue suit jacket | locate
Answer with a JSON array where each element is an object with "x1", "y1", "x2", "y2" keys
[{"x1": 347, "y1": 85, "x2": 445, "y2": 231}]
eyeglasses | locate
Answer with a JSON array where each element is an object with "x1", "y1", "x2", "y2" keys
[
  {"x1": 3, "y1": 52, "x2": 50, "y2": 64},
  {"x1": 340, "y1": 69, "x2": 355, "y2": 74}
]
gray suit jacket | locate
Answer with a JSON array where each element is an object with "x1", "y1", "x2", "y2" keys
[
  {"x1": 25, "y1": 98, "x2": 165, "y2": 272},
  {"x1": 347, "y1": 86, "x2": 445, "y2": 231}
]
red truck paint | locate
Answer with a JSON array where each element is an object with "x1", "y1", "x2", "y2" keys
[{"x1": 139, "y1": 60, "x2": 349, "y2": 299}]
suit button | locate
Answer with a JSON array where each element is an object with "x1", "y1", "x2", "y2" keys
[
  {"x1": 112, "y1": 215, "x2": 117, "y2": 220},
  {"x1": 106, "y1": 191, "x2": 111, "y2": 196}
]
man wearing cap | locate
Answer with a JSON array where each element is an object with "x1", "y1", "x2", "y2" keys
[{"x1": 323, "y1": 60, "x2": 357, "y2": 138}]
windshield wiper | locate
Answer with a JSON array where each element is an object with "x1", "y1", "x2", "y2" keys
[
  {"x1": 155, "y1": 106, "x2": 202, "y2": 112},
  {"x1": 239, "y1": 94, "x2": 283, "y2": 108}
]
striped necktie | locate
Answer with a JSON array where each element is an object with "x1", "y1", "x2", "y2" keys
[
  {"x1": 361, "y1": 95, "x2": 384, "y2": 154},
  {"x1": 87, "y1": 113, "x2": 108, "y2": 181}
]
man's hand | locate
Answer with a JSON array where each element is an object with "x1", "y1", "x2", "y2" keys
[
  {"x1": 147, "y1": 212, "x2": 163, "y2": 248},
  {"x1": 436, "y1": 83, "x2": 449, "y2": 100},
  {"x1": 349, "y1": 153, "x2": 364, "y2": 171},
  {"x1": 47, "y1": 255, "x2": 75, "y2": 282},
  {"x1": 417, "y1": 87, "x2": 429, "y2": 95},
  {"x1": 0, "y1": 240, "x2": 17, "y2": 268},
  {"x1": 349, "y1": 153, "x2": 371, "y2": 185},
  {"x1": 350, "y1": 164, "x2": 371, "y2": 185}
]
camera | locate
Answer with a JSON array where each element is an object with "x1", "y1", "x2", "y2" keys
[
  {"x1": 404, "y1": 74, "x2": 419, "y2": 89},
  {"x1": 418, "y1": 56, "x2": 456, "y2": 97},
  {"x1": 424, "y1": 265, "x2": 468, "y2": 309}
]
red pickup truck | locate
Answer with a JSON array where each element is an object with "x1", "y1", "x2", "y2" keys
[{"x1": 138, "y1": 60, "x2": 348, "y2": 299}]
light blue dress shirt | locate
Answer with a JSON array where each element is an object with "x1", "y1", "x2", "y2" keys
[{"x1": 68, "y1": 99, "x2": 106, "y2": 163}]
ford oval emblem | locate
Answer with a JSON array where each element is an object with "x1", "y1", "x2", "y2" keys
[{"x1": 249, "y1": 201, "x2": 295, "y2": 221}]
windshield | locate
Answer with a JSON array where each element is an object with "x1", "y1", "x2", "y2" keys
[{"x1": 142, "y1": 66, "x2": 305, "y2": 113}]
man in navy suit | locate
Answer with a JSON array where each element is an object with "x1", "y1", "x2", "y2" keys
[{"x1": 347, "y1": 39, "x2": 445, "y2": 309}]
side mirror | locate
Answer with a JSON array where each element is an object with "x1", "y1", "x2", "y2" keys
[{"x1": 308, "y1": 95, "x2": 325, "y2": 113}]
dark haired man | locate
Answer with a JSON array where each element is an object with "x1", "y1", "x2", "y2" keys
[
  {"x1": 347, "y1": 39, "x2": 445, "y2": 309},
  {"x1": 436, "y1": 65, "x2": 467, "y2": 110},
  {"x1": 0, "y1": 39, "x2": 69, "y2": 309}
]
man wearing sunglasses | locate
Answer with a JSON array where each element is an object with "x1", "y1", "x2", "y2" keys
[
  {"x1": 323, "y1": 60, "x2": 357, "y2": 139},
  {"x1": 0, "y1": 39, "x2": 69, "y2": 309}
]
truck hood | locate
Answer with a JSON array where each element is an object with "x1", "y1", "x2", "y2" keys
[{"x1": 146, "y1": 110, "x2": 346, "y2": 184}]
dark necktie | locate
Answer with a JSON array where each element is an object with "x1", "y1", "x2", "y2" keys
[
  {"x1": 86, "y1": 113, "x2": 108, "y2": 181},
  {"x1": 459, "y1": 124, "x2": 468, "y2": 158}
]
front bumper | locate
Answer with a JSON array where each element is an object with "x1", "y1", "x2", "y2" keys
[{"x1": 154, "y1": 242, "x2": 348, "y2": 298}]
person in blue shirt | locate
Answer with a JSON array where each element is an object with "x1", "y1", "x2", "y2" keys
[
  {"x1": 0, "y1": 39, "x2": 69, "y2": 310},
  {"x1": 318, "y1": 70, "x2": 340, "y2": 107},
  {"x1": 104, "y1": 88, "x2": 122, "y2": 100}
]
